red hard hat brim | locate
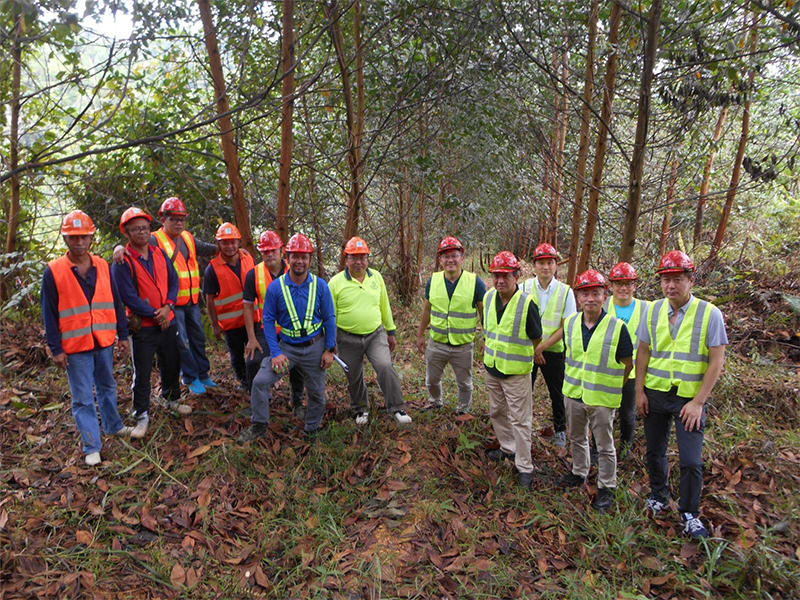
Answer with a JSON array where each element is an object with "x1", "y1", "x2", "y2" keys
[
  {"x1": 490, "y1": 268, "x2": 516, "y2": 273},
  {"x1": 533, "y1": 254, "x2": 558, "y2": 261},
  {"x1": 657, "y1": 267, "x2": 691, "y2": 275}
]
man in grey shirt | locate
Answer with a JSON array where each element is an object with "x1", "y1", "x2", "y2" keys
[{"x1": 636, "y1": 251, "x2": 728, "y2": 539}]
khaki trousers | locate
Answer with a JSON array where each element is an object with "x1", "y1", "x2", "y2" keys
[
  {"x1": 565, "y1": 397, "x2": 617, "y2": 489},
  {"x1": 486, "y1": 372, "x2": 533, "y2": 474},
  {"x1": 425, "y1": 339, "x2": 474, "y2": 411}
]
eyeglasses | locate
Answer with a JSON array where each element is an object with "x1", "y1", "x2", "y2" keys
[
  {"x1": 126, "y1": 226, "x2": 150, "y2": 233},
  {"x1": 347, "y1": 255, "x2": 369, "y2": 262}
]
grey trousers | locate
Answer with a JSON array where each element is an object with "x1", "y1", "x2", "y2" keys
[
  {"x1": 337, "y1": 327, "x2": 405, "y2": 414},
  {"x1": 566, "y1": 397, "x2": 617, "y2": 489},
  {"x1": 425, "y1": 339, "x2": 474, "y2": 411},
  {"x1": 250, "y1": 335, "x2": 328, "y2": 432}
]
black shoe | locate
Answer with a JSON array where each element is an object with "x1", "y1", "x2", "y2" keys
[
  {"x1": 487, "y1": 448, "x2": 515, "y2": 462},
  {"x1": 293, "y1": 404, "x2": 306, "y2": 420},
  {"x1": 558, "y1": 472, "x2": 586, "y2": 487},
  {"x1": 306, "y1": 424, "x2": 326, "y2": 441},
  {"x1": 518, "y1": 471, "x2": 533, "y2": 489},
  {"x1": 592, "y1": 488, "x2": 614, "y2": 512},
  {"x1": 238, "y1": 423, "x2": 268, "y2": 443}
]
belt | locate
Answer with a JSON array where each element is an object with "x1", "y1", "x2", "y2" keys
[
  {"x1": 282, "y1": 333, "x2": 322, "y2": 347},
  {"x1": 338, "y1": 327, "x2": 378, "y2": 338}
]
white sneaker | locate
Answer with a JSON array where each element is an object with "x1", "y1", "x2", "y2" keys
[
  {"x1": 85, "y1": 452, "x2": 101, "y2": 466},
  {"x1": 131, "y1": 415, "x2": 149, "y2": 439},
  {"x1": 155, "y1": 396, "x2": 192, "y2": 415},
  {"x1": 393, "y1": 410, "x2": 412, "y2": 424},
  {"x1": 113, "y1": 426, "x2": 134, "y2": 436},
  {"x1": 355, "y1": 412, "x2": 369, "y2": 426},
  {"x1": 646, "y1": 497, "x2": 668, "y2": 515}
]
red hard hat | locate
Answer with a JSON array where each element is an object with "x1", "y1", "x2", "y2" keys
[
  {"x1": 285, "y1": 233, "x2": 314, "y2": 253},
  {"x1": 344, "y1": 236, "x2": 370, "y2": 255},
  {"x1": 61, "y1": 210, "x2": 96, "y2": 235},
  {"x1": 489, "y1": 251, "x2": 520, "y2": 273},
  {"x1": 159, "y1": 197, "x2": 188, "y2": 217},
  {"x1": 438, "y1": 236, "x2": 464, "y2": 254},
  {"x1": 609, "y1": 262, "x2": 638, "y2": 282},
  {"x1": 533, "y1": 243, "x2": 558, "y2": 261},
  {"x1": 119, "y1": 207, "x2": 152, "y2": 234},
  {"x1": 657, "y1": 250, "x2": 695, "y2": 275},
  {"x1": 573, "y1": 269, "x2": 607, "y2": 290},
  {"x1": 257, "y1": 230, "x2": 283, "y2": 252},
  {"x1": 215, "y1": 222, "x2": 242, "y2": 240}
]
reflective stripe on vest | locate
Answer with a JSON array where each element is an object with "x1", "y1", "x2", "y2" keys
[
  {"x1": 645, "y1": 297, "x2": 713, "y2": 398},
  {"x1": 522, "y1": 278, "x2": 569, "y2": 352},
  {"x1": 48, "y1": 254, "x2": 118, "y2": 354},
  {"x1": 605, "y1": 296, "x2": 648, "y2": 364},
  {"x1": 153, "y1": 229, "x2": 200, "y2": 306},
  {"x1": 279, "y1": 273, "x2": 322, "y2": 338},
  {"x1": 562, "y1": 312, "x2": 626, "y2": 407},
  {"x1": 211, "y1": 250, "x2": 255, "y2": 331},
  {"x1": 429, "y1": 271, "x2": 479, "y2": 345},
  {"x1": 255, "y1": 262, "x2": 283, "y2": 331},
  {"x1": 483, "y1": 288, "x2": 535, "y2": 375}
]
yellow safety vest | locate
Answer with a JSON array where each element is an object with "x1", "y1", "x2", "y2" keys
[
  {"x1": 563, "y1": 312, "x2": 626, "y2": 407},
  {"x1": 521, "y1": 278, "x2": 569, "y2": 353},
  {"x1": 645, "y1": 297, "x2": 713, "y2": 399},
  {"x1": 429, "y1": 271, "x2": 479, "y2": 345},
  {"x1": 483, "y1": 288, "x2": 535, "y2": 375},
  {"x1": 605, "y1": 296, "x2": 649, "y2": 364}
]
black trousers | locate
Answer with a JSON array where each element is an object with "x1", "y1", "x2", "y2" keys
[
  {"x1": 131, "y1": 323, "x2": 181, "y2": 414},
  {"x1": 225, "y1": 325, "x2": 305, "y2": 402},
  {"x1": 618, "y1": 379, "x2": 637, "y2": 444},
  {"x1": 532, "y1": 351, "x2": 566, "y2": 433}
]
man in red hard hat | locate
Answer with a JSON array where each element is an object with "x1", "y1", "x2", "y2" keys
[
  {"x1": 520, "y1": 243, "x2": 576, "y2": 447},
  {"x1": 112, "y1": 207, "x2": 191, "y2": 441},
  {"x1": 330, "y1": 237, "x2": 412, "y2": 425},
  {"x1": 113, "y1": 197, "x2": 218, "y2": 395},
  {"x1": 636, "y1": 250, "x2": 728, "y2": 539},
  {"x1": 243, "y1": 230, "x2": 306, "y2": 419},
  {"x1": 559, "y1": 270, "x2": 633, "y2": 512},
  {"x1": 416, "y1": 236, "x2": 486, "y2": 414},
  {"x1": 42, "y1": 211, "x2": 133, "y2": 466},
  {"x1": 204, "y1": 222, "x2": 261, "y2": 394},
  {"x1": 483, "y1": 251, "x2": 542, "y2": 489},
  {"x1": 240, "y1": 233, "x2": 337, "y2": 442},
  {"x1": 604, "y1": 262, "x2": 649, "y2": 458}
]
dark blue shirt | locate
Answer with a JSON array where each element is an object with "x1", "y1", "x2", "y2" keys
[
  {"x1": 41, "y1": 259, "x2": 129, "y2": 356},
  {"x1": 111, "y1": 245, "x2": 179, "y2": 317},
  {"x1": 262, "y1": 273, "x2": 337, "y2": 356}
]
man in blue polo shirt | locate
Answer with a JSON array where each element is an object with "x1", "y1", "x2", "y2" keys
[{"x1": 238, "y1": 233, "x2": 337, "y2": 442}]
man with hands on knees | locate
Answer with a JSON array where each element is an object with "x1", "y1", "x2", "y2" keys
[
  {"x1": 238, "y1": 233, "x2": 337, "y2": 443},
  {"x1": 636, "y1": 251, "x2": 728, "y2": 539},
  {"x1": 42, "y1": 211, "x2": 133, "y2": 466}
]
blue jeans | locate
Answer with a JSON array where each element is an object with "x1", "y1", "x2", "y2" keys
[
  {"x1": 174, "y1": 303, "x2": 210, "y2": 382},
  {"x1": 65, "y1": 346, "x2": 125, "y2": 455}
]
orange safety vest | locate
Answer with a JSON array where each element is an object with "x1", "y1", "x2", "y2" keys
[
  {"x1": 211, "y1": 250, "x2": 257, "y2": 331},
  {"x1": 48, "y1": 254, "x2": 117, "y2": 354},
  {"x1": 124, "y1": 245, "x2": 175, "y2": 328},
  {"x1": 153, "y1": 228, "x2": 200, "y2": 306},
  {"x1": 254, "y1": 261, "x2": 288, "y2": 333}
]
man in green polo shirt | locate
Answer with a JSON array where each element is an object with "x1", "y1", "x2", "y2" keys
[
  {"x1": 329, "y1": 237, "x2": 412, "y2": 425},
  {"x1": 416, "y1": 236, "x2": 486, "y2": 414}
]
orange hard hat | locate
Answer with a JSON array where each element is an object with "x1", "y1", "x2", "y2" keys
[
  {"x1": 533, "y1": 243, "x2": 558, "y2": 262},
  {"x1": 257, "y1": 230, "x2": 283, "y2": 252},
  {"x1": 438, "y1": 236, "x2": 464, "y2": 254},
  {"x1": 344, "y1": 236, "x2": 370, "y2": 255},
  {"x1": 285, "y1": 233, "x2": 314, "y2": 253},
  {"x1": 489, "y1": 250, "x2": 520, "y2": 273},
  {"x1": 215, "y1": 222, "x2": 242, "y2": 241},
  {"x1": 657, "y1": 250, "x2": 694, "y2": 275},
  {"x1": 61, "y1": 210, "x2": 96, "y2": 235},
  {"x1": 609, "y1": 262, "x2": 638, "y2": 281},
  {"x1": 159, "y1": 197, "x2": 188, "y2": 217},
  {"x1": 573, "y1": 269, "x2": 607, "y2": 290},
  {"x1": 119, "y1": 207, "x2": 152, "y2": 234}
]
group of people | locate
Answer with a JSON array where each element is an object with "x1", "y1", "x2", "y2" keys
[{"x1": 42, "y1": 198, "x2": 727, "y2": 541}]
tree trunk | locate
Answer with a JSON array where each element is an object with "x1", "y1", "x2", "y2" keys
[
  {"x1": 619, "y1": 0, "x2": 663, "y2": 262},
  {"x1": 567, "y1": 0, "x2": 599, "y2": 284},
  {"x1": 577, "y1": 1, "x2": 622, "y2": 274},
  {"x1": 549, "y1": 50, "x2": 569, "y2": 249},
  {"x1": 659, "y1": 155, "x2": 681, "y2": 256},
  {"x1": 711, "y1": 13, "x2": 758, "y2": 261},
  {"x1": 197, "y1": 0, "x2": 255, "y2": 256},
  {"x1": 325, "y1": 1, "x2": 362, "y2": 259},
  {"x1": 276, "y1": 0, "x2": 295, "y2": 243},
  {"x1": 693, "y1": 105, "x2": 728, "y2": 249},
  {"x1": 2, "y1": 12, "x2": 23, "y2": 302}
]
